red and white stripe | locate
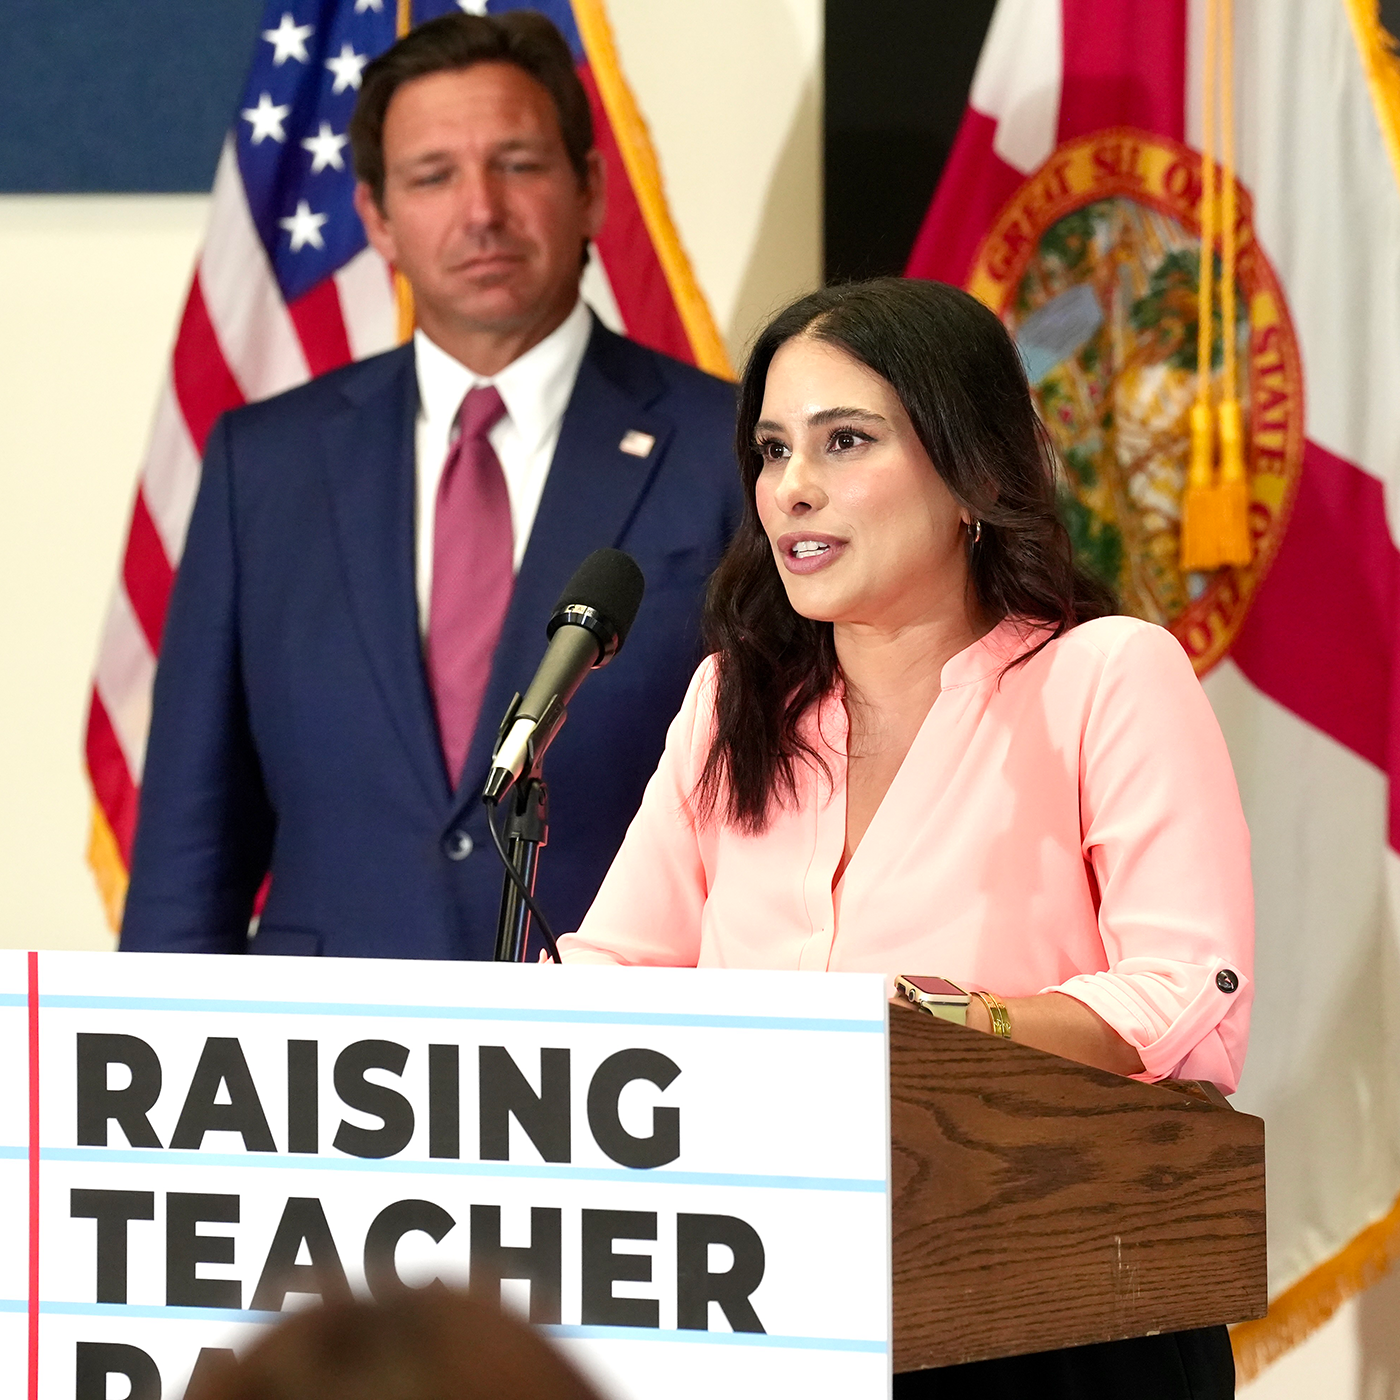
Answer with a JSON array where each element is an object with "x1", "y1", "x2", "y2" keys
[{"x1": 84, "y1": 137, "x2": 398, "y2": 870}]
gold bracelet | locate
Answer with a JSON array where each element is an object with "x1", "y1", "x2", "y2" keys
[{"x1": 973, "y1": 990, "x2": 1013, "y2": 1040}]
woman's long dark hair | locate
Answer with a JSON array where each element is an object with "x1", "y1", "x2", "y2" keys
[{"x1": 695, "y1": 277, "x2": 1117, "y2": 833}]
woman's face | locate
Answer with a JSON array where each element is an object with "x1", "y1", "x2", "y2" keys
[{"x1": 754, "y1": 335, "x2": 971, "y2": 633}]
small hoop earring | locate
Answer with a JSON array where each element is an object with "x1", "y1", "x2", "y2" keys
[{"x1": 971, "y1": 519, "x2": 983, "y2": 546}]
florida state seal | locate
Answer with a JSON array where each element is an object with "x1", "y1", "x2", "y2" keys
[{"x1": 966, "y1": 127, "x2": 1305, "y2": 675}]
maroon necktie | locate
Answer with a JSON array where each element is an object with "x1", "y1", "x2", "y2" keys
[{"x1": 427, "y1": 385, "x2": 513, "y2": 789}]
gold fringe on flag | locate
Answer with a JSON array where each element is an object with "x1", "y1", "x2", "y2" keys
[
  {"x1": 86, "y1": 799, "x2": 128, "y2": 934},
  {"x1": 395, "y1": 271, "x2": 416, "y2": 344},
  {"x1": 1231, "y1": 1189, "x2": 1400, "y2": 1383},
  {"x1": 1343, "y1": 0, "x2": 1400, "y2": 197},
  {"x1": 571, "y1": 0, "x2": 733, "y2": 379},
  {"x1": 394, "y1": 0, "x2": 416, "y2": 341}
]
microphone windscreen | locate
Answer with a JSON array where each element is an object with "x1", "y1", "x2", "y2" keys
[{"x1": 552, "y1": 548, "x2": 647, "y2": 648}]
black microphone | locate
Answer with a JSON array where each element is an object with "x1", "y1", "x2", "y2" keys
[{"x1": 482, "y1": 548, "x2": 646, "y2": 804}]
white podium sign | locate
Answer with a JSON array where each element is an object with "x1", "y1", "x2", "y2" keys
[{"x1": 2, "y1": 951, "x2": 891, "y2": 1399}]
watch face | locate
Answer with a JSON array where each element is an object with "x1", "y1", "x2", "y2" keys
[
  {"x1": 898, "y1": 975, "x2": 968, "y2": 1000},
  {"x1": 895, "y1": 976, "x2": 970, "y2": 1026}
]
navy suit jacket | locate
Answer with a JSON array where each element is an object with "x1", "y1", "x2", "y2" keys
[{"x1": 120, "y1": 320, "x2": 742, "y2": 960}]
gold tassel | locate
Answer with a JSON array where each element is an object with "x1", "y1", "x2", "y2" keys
[
  {"x1": 1216, "y1": 400, "x2": 1252, "y2": 564},
  {"x1": 1183, "y1": 0, "x2": 1220, "y2": 575},
  {"x1": 1181, "y1": 401, "x2": 1221, "y2": 572}
]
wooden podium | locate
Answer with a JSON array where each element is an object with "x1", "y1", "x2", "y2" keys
[{"x1": 889, "y1": 999, "x2": 1267, "y2": 1372}]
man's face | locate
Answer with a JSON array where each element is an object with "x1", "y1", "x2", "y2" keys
[{"x1": 356, "y1": 62, "x2": 604, "y2": 347}]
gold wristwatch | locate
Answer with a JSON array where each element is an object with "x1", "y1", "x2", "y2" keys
[
  {"x1": 895, "y1": 974, "x2": 1014, "y2": 1039},
  {"x1": 894, "y1": 974, "x2": 972, "y2": 1025}
]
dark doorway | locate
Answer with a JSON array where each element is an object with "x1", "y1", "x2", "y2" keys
[{"x1": 823, "y1": 1, "x2": 995, "y2": 283}]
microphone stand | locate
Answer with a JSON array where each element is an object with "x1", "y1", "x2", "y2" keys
[
  {"x1": 492, "y1": 770, "x2": 549, "y2": 962},
  {"x1": 489, "y1": 691, "x2": 552, "y2": 963}
]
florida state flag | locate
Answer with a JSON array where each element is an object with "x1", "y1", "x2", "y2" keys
[{"x1": 908, "y1": 0, "x2": 1400, "y2": 1381}]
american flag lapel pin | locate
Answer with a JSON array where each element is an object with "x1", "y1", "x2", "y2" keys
[{"x1": 618, "y1": 429, "x2": 655, "y2": 458}]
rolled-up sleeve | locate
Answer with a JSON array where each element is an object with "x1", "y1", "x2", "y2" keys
[
  {"x1": 557, "y1": 660, "x2": 715, "y2": 967},
  {"x1": 1049, "y1": 623, "x2": 1254, "y2": 1090}
]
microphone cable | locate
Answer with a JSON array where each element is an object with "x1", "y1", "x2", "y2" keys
[{"x1": 483, "y1": 794, "x2": 562, "y2": 964}]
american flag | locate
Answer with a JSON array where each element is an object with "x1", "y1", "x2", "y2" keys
[{"x1": 83, "y1": 0, "x2": 731, "y2": 926}]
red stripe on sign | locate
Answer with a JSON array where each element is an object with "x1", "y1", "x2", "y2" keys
[
  {"x1": 289, "y1": 276, "x2": 355, "y2": 379},
  {"x1": 173, "y1": 273, "x2": 246, "y2": 454},
  {"x1": 121, "y1": 491, "x2": 176, "y2": 655},
  {"x1": 578, "y1": 63, "x2": 694, "y2": 365},
  {"x1": 1231, "y1": 438, "x2": 1399, "y2": 825},
  {"x1": 905, "y1": 109, "x2": 1027, "y2": 288},
  {"x1": 27, "y1": 950, "x2": 39, "y2": 1400},
  {"x1": 1058, "y1": 0, "x2": 1187, "y2": 143},
  {"x1": 85, "y1": 694, "x2": 141, "y2": 863}
]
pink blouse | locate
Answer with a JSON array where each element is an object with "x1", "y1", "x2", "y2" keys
[{"x1": 560, "y1": 616, "x2": 1254, "y2": 1091}]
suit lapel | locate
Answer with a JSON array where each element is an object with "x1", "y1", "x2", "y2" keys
[
  {"x1": 451, "y1": 323, "x2": 674, "y2": 816},
  {"x1": 321, "y1": 347, "x2": 451, "y2": 809}
]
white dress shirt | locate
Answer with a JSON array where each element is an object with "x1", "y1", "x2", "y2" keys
[{"x1": 413, "y1": 296, "x2": 593, "y2": 635}]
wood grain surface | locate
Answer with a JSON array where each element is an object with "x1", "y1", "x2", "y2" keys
[{"x1": 889, "y1": 999, "x2": 1266, "y2": 1371}]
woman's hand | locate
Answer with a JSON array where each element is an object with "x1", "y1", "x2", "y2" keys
[{"x1": 966, "y1": 990, "x2": 1146, "y2": 1077}]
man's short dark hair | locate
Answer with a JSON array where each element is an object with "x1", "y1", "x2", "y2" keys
[{"x1": 349, "y1": 11, "x2": 594, "y2": 206}]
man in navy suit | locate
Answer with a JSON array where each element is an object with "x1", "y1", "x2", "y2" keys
[{"x1": 120, "y1": 12, "x2": 742, "y2": 961}]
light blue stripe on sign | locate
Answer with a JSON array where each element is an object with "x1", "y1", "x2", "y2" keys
[
  {"x1": 35, "y1": 1300, "x2": 281, "y2": 1324},
  {"x1": 38, "y1": 994, "x2": 881, "y2": 1034},
  {"x1": 39, "y1": 1146, "x2": 885, "y2": 1193},
  {"x1": 0, "y1": 1300, "x2": 885, "y2": 1353},
  {"x1": 0, "y1": 993, "x2": 26, "y2": 1007},
  {"x1": 545, "y1": 1323, "x2": 887, "y2": 1354}
]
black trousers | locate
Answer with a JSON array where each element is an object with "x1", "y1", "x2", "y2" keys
[{"x1": 893, "y1": 1326, "x2": 1235, "y2": 1399}]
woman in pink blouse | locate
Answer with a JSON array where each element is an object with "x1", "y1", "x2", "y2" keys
[{"x1": 560, "y1": 279, "x2": 1250, "y2": 1398}]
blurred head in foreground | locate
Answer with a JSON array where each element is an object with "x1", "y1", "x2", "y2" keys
[{"x1": 185, "y1": 1286, "x2": 607, "y2": 1400}]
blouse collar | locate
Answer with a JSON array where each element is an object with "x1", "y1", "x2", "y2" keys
[
  {"x1": 800, "y1": 616, "x2": 1059, "y2": 759},
  {"x1": 939, "y1": 616, "x2": 1056, "y2": 689}
]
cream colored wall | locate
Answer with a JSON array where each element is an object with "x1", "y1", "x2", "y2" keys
[
  {"x1": 0, "y1": 0, "x2": 822, "y2": 955},
  {"x1": 0, "y1": 195, "x2": 210, "y2": 952},
  {"x1": 607, "y1": 0, "x2": 823, "y2": 368}
]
